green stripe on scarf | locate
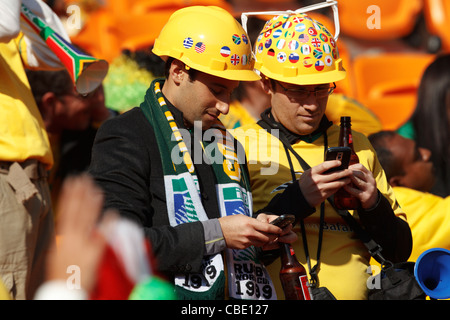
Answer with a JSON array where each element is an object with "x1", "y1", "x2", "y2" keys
[{"x1": 139, "y1": 79, "x2": 275, "y2": 300}]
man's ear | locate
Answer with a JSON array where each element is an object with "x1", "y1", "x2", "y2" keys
[
  {"x1": 389, "y1": 175, "x2": 403, "y2": 187},
  {"x1": 261, "y1": 76, "x2": 273, "y2": 94},
  {"x1": 168, "y1": 59, "x2": 186, "y2": 84},
  {"x1": 39, "y1": 92, "x2": 58, "y2": 128}
]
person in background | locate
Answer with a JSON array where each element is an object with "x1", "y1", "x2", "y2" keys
[
  {"x1": 397, "y1": 54, "x2": 450, "y2": 198},
  {"x1": 26, "y1": 69, "x2": 111, "y2": 223},
  {"x1": 369, "y1": 131, "x2": 449, "y2": 262},
  {"x1": 0, "y1": 0, "x2": 70, "y2": 300}
]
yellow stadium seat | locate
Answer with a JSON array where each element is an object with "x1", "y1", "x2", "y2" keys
[
  {"x1": 338, "y1": 0, "x2": 423, "y2": 40},
  {"x1": 352, "y1": 53, "x2": 435, "y2": 130}
]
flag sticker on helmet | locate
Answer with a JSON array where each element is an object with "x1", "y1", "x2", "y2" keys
[
  {"x1": 303, "y1": 57, "x2": 313, "y2": 68},
  {"x1": 295, "y1": 23, "x2": 306, "y2": 32},
  {"x1": 220, "y1": 46, "x2": 231, "y2": 57},
  {"x1": 242, "y1": 54, "x2": 248, "y2": 65},
  {"x1": 288, "y1": 40, "x2": 299, "y2": 50},
  {"x1": 284, "y1": 30, "x2": 295, "y2": 38},
  {"x1": 301, "y1": 44, "x2": 311, "y2": 55},
  {"x1": 323, "y1": 43, "x2": 331, "y2": 54},
  {"x1": 277, "y1": 52, "x2": 287, "y2": 63},
  {"x1": 298, "y1": 33, "x2": 309, "y2": 43},
  {"x1": 292, "y1": 16, "x2": 304, "y2": 23},
  {"x1": 276, "y1": 39, "x2": 286, "y2": 49},
  {"x1": 232, "y1": 34, "x2": 241, "y2": 45},
  {"x1": 313, "y1": 48, "x2": 323, "y2": 59},
  {"x1": 320, "y1": 33, "x2": 328, "y2": 42},
  {"x1": 230, "y1": 54, "x2": 240, "y2": 65},
  {"x1": 183, "y1": 37, "x2": 193, "y2": 49},
  {"x1": 242, "y1": 34, "x2": 248, "y2": 44},
  {"x1": 265, "y1": 39, "x2": 272, "y2": 48},
  {"x1": 273, "y1": 29, "x2": 282, "y2": 38},
  {"x1": 325, "y1": 55, "x2": 333, "y2": 66},
  {"x1": 267, "y1": 48, "x2": 275, "y2": 57},
  {"x1": 289, "y1": 53, "x2": 299, "y2": 63},
  {"x1": 282, "y1": 21, "x2": 292, "y2": 29},
  {"x1": 308, "y1": 27, "x2": 317, "y2": 36},
  {"x1": 315, "y1": 60, "x2": 324, "y2": 71},
  {"x1": 195, "y1": 42, "x2": 206, "y2": 53},
  {"x1": 330, "y1": 38, "x2": 336, "y2": 47},
  {"x1": 311, "y1": 38, "x2": 321, "y2": 48},
  {"x1": 257, "y1": 43, "x2": 264, "y2": 53}
]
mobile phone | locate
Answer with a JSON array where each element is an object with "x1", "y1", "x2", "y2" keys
[
  {"x1": 323, "y1": 146, "x2": 351, "y2": 174},
  {"x1": 270, "y1": 214, "x2": 295, "y2": 228}
]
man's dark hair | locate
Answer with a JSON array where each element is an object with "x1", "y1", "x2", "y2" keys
[
  {"x1": 368, "y1": 130, "x2": 399, "y2": 180},
  {"x1": 26, "y1": 69, "x2": 73, "y2": 106}
]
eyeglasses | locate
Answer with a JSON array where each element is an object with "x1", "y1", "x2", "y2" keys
[{"x1": 274, "y1": 80, "x2": 336, "y2": 99}]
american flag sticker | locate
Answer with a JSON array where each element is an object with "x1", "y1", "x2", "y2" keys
[
  {"x1": 230, "y1": 54, "x2": 240, "y2": 65},
  {"x1": 183, "y1": 37, "x2": 193, "y2": 49},
  {"x1": 298, "y1": 33, "x2": 309, "y2": 43},
  {"x1": 220, "y1": 46, "x2": 231, "y2": 57},
  {"x1": 195, "y1": 42, "x2": 206, "y2": 53}
]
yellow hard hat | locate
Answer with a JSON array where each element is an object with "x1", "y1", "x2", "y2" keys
[
  {"x1": 252, "y1": 12, "x2": 346, "y2": 85},
  {"x1": 153, "y1": 6, "x2": 260, "y2": 81}
]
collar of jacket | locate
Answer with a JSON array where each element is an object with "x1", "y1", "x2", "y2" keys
[{"x1": 259, "y1": 108, "x2": 332, "y2": 144}]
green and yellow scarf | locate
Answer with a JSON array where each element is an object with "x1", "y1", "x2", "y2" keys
[{"x1": 140, "y1": 79, "x2": 276, "y2": 300}]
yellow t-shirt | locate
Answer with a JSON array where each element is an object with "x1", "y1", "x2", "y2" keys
[
  {"x1": 0, "y1": 40, "x2": 53, "y2": 168},
  {"x1": 232, "y1": 122, "x2": 405, "y2": 300},
  {"x1": 219, "y1": 100, "x2": 258, "y2": 129},
  {"x1": 393, "y1": 187, "x2": 450, "y2": 262}
]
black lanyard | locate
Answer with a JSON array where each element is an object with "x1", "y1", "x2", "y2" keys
[
  {"x1": 281, "y1": 132, "x2": 328, "y2": 288},
  {"x1": 257, "y1": 114, "x2": 328, "y2": 288}
]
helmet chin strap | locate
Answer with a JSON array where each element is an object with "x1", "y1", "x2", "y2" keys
[{"x1": 241, "y1": 0, "x2": 341, "y2": 60}]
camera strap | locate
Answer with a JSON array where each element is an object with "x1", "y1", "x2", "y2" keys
[{"x1": 257, "y1": 114, "x2": 329, "y2": 287}]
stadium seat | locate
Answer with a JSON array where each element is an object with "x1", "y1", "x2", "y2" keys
[
  {"x1": 337, "y1": 0, "x2": 423, "y2": 40},
  {"x1": 70, "y1": 9, "x2": 121, "y2": 62},
  {"x1": 352, "y1": 52, "x2": 435, "y2": 129},
  {"x1": 423, "y1": 0, "x2": 450, "y2": 52}
]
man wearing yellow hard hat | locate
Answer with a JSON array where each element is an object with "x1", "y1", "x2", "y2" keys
[
  {"x1": 232, "y1": 1, "x2": 412, "y2": 300},
  {"x1": 89, "y1": 6, "x2": 296, "y2": 300}
]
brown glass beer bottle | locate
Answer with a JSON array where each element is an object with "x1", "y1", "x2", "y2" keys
[
  {"x1": 279, "y1": 243, "x2": 311, "y2": 300},
  {"x1": 334, "y1": 116, "x2": 361, "y2": 209}
]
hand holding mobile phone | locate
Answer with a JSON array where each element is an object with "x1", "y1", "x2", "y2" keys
[
  {"x1": 270, "y1": 214, "x2": 295, "y2": 229},
  {"x1": 323, "y1": 147, "x2": 351, "y2": 174}
]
